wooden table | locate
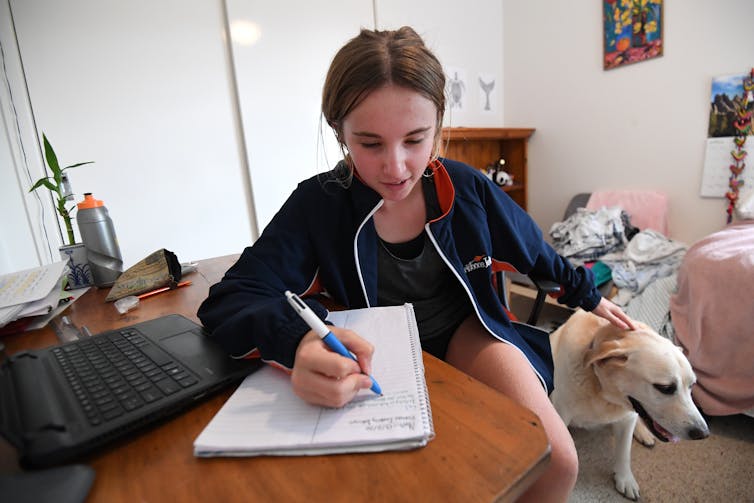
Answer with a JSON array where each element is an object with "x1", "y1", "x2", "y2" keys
[{"x1": 0, "y1": 255, "x2": 550, "y2": 502}]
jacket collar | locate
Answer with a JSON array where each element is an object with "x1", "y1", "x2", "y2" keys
[
  {"x1": 427, "y1": 159, "x2": 455, "y2": 222},
  {"x1": 347, "y1": 158, "x2": 456, "y2": 221}
]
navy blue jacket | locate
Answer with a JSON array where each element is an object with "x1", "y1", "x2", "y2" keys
[{"x1": 197, "y1": 159, "x2": 601, "y2": 392}]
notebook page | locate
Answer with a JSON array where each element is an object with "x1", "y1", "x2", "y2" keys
[
  {"x1": 194, "y1": 304, "x2": 432, "y2": 456},
  {"x1": 311, "y1": 306, "x2": 428, "y2": 447}
]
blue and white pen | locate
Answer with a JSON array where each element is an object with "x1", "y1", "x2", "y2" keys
[{"x1": 285, "y1": 290, "x2": 382, "y2": 395}]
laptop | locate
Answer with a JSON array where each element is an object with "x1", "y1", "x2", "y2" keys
[{"x1": 0, "y1": 314, "x2": 262, "y2": 468}]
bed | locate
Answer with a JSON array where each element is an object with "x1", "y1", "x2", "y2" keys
[{"x1": 670, "y1": 220, "x2": 754, "y2": 416}]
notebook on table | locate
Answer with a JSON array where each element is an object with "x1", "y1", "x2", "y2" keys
[
  {"x1": 193, "y1": 304, "x2": 435, "y2": 457},
  {"x1": 0, "y1": 314, "x2": 262, "y2": 467}
]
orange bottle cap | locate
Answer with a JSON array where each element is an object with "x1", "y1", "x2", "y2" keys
[{"x1": 77, "y1": 193, "x2": 104, "y2": 209}]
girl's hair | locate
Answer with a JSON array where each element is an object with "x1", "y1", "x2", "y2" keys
[{"x1": 322, "y1": 26, "x2": 446, "y2": 166}]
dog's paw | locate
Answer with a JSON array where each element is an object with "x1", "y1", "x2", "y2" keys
[
  {"x1": 614, "y1": 472, "x2": 640, "y2": 501},
  {"x1": 633, "y1": 420, "x2": 656, "y2": 448}
]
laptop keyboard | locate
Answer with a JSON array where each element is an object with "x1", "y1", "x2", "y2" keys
[{"x1": 52, "y1": 328, "x2": 199, "y2": 426}]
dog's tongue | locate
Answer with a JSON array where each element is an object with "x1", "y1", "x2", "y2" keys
[{"x1": 654, "y1": 420, "x2": 680, "y2": 443}]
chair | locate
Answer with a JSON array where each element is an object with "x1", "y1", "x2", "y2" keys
[{"x1": 494, "y1": 265, "x2": 561, "y2": 326}]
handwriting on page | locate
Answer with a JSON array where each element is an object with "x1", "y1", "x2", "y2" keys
[
  {"x1": 346, "y1": 396, "x2": 419, "y2": 433},
  {"x1": 349, "y1": 416, "x2": 417, "y2": 432},
  {"x1": 316, "y1": 390, "x2": 419, "y2": 437}
]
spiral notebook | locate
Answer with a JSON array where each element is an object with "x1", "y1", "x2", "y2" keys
[{"x1": 193, "y1": 304, "x2": 434, "y2": 456}]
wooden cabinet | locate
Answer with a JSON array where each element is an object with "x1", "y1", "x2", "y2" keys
[{"x1": 440, "y1": 127, "x2": 534, "y2": 211}]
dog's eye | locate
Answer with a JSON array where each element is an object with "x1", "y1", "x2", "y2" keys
[{"x1": 653, "y1": 383, "x2": 677, "y2": 395}]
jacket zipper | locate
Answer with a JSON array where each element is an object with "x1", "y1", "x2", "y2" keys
[{"x1": 353, "y1": 200, "x2": 384, "y2": 307}]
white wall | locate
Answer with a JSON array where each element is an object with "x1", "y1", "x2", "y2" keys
[
  {"x1": 5, "y1": 0, "x2": 254, "y2": 272},
  {"x1": 225, "y1": 0, "x2": 373, "y2": 231},
  {"x1": 503, "y1": 0, "x2": 754, "y2": 245},
  {"x1": 377, "y1": 0, "x2": 504, "y2": 129}
]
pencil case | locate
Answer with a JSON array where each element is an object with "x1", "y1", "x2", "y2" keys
[{"x1": 105, "y1": 248, "x2": 182, "y2": 302}]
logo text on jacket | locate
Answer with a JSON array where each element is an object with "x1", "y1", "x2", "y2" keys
[{"x1": 464, "y1": 255, "x2": 492, "y2": 273}]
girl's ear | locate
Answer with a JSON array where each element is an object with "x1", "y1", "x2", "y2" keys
[{"x1": 431, "y1": 128, "x2": 443, "y2": 162}]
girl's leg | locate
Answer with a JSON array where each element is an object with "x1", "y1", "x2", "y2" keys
[{"x1": 445, "y1": 315, "x2": 577, "y2": 503}]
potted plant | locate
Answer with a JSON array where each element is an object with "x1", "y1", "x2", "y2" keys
[{"x1": 29, "y1": 133, "x2": 94, "y2": 287}]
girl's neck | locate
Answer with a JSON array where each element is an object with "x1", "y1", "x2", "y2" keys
[{"x1": 374, "y1": 183, "x2": 426, "y2": 243}]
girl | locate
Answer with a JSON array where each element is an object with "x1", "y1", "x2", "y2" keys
[{"x1": 198, "y1": 26, "x2": 633, "y2": 502}]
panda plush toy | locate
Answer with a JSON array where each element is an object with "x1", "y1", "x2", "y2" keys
[{"x1": 485, "y1": 158, "x2": 513, "y2": 187}]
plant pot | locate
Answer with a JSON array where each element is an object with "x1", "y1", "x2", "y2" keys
[{"x1": 59, "y1": 243, "x2": 93, "y2": 289}]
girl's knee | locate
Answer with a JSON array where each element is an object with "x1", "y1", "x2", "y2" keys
[
  {"x1": 550, "y1": 433, "x2": 579, "y2": 486},
  {"x1": 520, "y1": 431, "x2": 578, "y2": 502}
]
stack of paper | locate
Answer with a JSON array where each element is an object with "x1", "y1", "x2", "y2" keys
[{"x1": 0, "y1": 261, "x2": 68, "y2": 329}]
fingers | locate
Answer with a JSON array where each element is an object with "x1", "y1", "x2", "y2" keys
[
  {"x1": 593, "y1": 298, "x2": 636, "y2": 331},
  {"x1": 614, "y1": 309, "x2": 636, "y2": 331},
  {"x1": 607, "y1": 302, "x2": 636, "y2": 330},
  {"x1": 608, "y1": 312, "x2": 631, "y2": 330},
  {"x1": 291, "y1": 329, "x2": 375, "y2": 408},
  {"x1": 291, "y1": 369, "x2": 373, "y2": 408},
  {"x1": 332, "y1": 326, "x2": 376, "y2": 375}
]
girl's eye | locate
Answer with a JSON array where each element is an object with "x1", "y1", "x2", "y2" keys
[
  {"x1": 361, "y1": 143, "x2": 380, "y2": 149},
  {"x1": 406, "y1": 138, "x2": 423, "y2": 145}
]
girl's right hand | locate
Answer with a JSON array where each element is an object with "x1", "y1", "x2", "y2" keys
[
  {"x1": 290, "y1": 326, "x2": 375, "y2": 408},
  {"x1": 591, "y1": 297, "x2": 636, "y2": 331}
]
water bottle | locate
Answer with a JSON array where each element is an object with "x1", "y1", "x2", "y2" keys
[{"x1": 77, "y1": 193, "x2": 124, "y2": 287}]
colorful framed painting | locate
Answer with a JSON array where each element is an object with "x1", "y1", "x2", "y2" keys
[{"x1": 603, "y1": 0, "x2": 663, "y2": 70}]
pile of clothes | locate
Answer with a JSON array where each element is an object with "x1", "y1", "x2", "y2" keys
[
  {"x1": 549, "y1": 206, "x2": 687, "y2": 338},
  {"x1": 549, "y1": 207, "x2": 637, "y2": 262}
]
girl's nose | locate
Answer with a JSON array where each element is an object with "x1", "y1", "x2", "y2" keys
[{"x1": 383, "y1": 147, "x2": 406, "y2": 176}]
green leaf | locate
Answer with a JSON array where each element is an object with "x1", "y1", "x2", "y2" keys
[
  {"x1": 29, "y1": 177, "x2": 57, "y2": 193},
  {"x1": 62, "y1": 161, "x2": 95, "y2": 170},
  {"x1": 43, "y1": 134, "x2": 61, "y2": 175}
]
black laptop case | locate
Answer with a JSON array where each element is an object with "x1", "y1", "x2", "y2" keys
[{"x1": 0, "y1": 314, "x2": 261, "y2": 468}]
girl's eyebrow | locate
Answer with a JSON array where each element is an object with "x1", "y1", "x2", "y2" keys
[{"x1": 352, "y1": 126, "x2": 432, "y2": 138}]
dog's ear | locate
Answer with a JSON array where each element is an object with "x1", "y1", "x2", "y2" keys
[{"x1": 585, "y1": 339, "x2": 629, "y2": 367}]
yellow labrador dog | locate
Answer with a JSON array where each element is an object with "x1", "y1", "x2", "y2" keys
[{"x1": 549, "y1": 309, "x2": 709, "y2": 500}]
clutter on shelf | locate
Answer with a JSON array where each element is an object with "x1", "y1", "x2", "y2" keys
[{"x1": 484, "y1": 157, "x2": 514, "y2": 187}]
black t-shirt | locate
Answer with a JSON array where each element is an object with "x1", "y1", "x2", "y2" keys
[{"x1": 376, "y1": 174, "x2": 472, "y2": 359}]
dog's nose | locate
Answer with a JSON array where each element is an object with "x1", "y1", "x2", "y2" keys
[{"x1": 688, "y1": 427, "x2": 709, "y2": 440}]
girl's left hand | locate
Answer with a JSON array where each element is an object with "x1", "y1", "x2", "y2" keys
[{"x1": 591, "y1": 297, "x2": 636, "y2": 330}]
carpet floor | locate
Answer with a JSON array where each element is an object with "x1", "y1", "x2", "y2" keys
[{"x1": 569, "y1": 413, "x2": 754, "y2": 502}]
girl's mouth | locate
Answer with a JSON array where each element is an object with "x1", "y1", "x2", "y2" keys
[{"x1": 382, "y1": 179, "x2": 409, "y2": 191}]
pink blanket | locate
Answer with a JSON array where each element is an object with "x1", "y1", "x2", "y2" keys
[
  {"x1": 586, "y1": 190, "x2": 669, "y2": 236},
  {"x1": 670, "y1": 221, "x2": 754, "y2": 415}
]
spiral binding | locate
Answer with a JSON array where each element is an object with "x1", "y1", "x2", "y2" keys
[{"x1": 404, "y1": 303, "x2": 435, "y2": 442}]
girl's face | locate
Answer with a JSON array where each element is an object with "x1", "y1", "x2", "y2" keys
[{"x1": 342, "y1": 85, "x2": 437, "y2": 203}]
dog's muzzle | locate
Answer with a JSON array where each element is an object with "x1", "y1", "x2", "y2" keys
[{"x1": 627, "y1": 396, "x2": 709, "y2": 443}]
